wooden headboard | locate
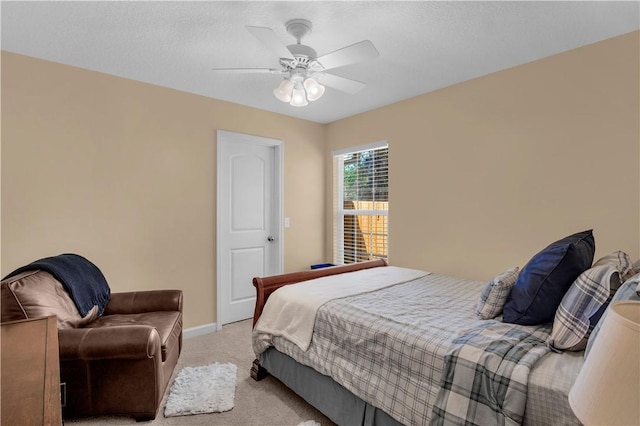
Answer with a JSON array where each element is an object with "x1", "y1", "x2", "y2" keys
[{"x1": 252, "y1": 259, "x2": 388, "y2": 326}]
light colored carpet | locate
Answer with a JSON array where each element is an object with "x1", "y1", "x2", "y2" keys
[
  {"x1": 164, "y1": 362, "x2": 237, "y2": 417},
  {"x1": 65, "y1": 319, "x2": 335, "y2": 425}
]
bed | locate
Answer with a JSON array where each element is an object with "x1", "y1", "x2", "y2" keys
[{"x1": 250, "y1": 258, "x2": 592, "y2": 426}]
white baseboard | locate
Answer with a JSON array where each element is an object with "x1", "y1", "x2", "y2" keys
[{"x1": 183, "y1": 322, "x2": 218, "y2": 339}]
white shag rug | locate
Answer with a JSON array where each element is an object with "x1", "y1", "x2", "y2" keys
[
  {"x1": 297, "y1": 422, "x2": 321, "y2": 426},
  {"x1": 164, "y1": 362, "x2": 237, "y2": 417}
]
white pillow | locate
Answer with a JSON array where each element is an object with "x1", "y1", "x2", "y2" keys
[{"x1": 476, "y1": 267, "x2": 519, "y2": 320}]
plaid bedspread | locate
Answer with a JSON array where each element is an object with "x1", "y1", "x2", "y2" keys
[
  {"x1": 254, "y1": 273, "x2": 483, "y2": 425},
  {"x1": 430, "y1": 321, "x2": 551, "y2": 426},
  {"x1": 253, "y1": 272, "x2": 573, "y2": 426}
]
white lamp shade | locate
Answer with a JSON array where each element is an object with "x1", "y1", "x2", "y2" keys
[
  {"x1": 569, "y1": 301, "x2": 640, "y2": 425},
  {"x1": 303, "y1": 77, "x2": 325, "y2": 101},
  {"x1": 289, "y1": 86, "x2": 308, "y2": 107},
  {"x1": 273, "y1": 79, "x2": 293, "y2": 103}
]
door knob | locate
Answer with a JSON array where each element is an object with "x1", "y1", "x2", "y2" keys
[{"x1": 267, "y1": 236, "x2": 275, "y2": 242}]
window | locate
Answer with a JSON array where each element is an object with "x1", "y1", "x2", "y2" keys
[{"x1": 333, "y1": 141, "x2": 388, "y2": 264}]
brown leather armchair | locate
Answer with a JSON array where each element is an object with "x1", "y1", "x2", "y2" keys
[{"x1": 1, "y1": 269, "x2": 183, "y2": 421}]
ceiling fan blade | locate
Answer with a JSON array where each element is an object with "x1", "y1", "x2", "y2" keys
[
  {"x1": 211, "y1": 68, "x2": 284, "y2": 74},
  {"x1": 316, "y1": 73, "x2": 367, "y2": 95},
  {"x1": 315, "y1": 40, "x2": 379, "y2": 71},
  {"x1": 246, "y1": 26, "x2": 294, "y2": 60}
]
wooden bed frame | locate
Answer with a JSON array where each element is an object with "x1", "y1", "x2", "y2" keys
[{"x1": 250, "y1": 258, "x2": 388, "y2": 380}]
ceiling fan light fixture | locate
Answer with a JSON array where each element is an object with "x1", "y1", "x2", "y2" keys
[
  {"x1": 215, "y1": 20, "x2": 380, "y2": 109},
  {"x1": 290, "y1": 85, "x2": 308, "y2": 107},
  {"x1": 273, "y1": 79, "x2": 293, "y2": 102},
  {"x1": 303, "y1": 77, "x2": 325, "y2": 101}
]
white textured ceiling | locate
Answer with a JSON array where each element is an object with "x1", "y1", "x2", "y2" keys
[{"x1": 2, "y1": 1, "x2": 639, "y2": 124}]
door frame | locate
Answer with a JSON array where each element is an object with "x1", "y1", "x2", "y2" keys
[{"x1": 216, "y1": 130, "x2": 284, "y2": 329}]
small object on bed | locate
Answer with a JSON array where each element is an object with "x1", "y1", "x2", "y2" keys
[{"x1": 310, "y1": 263, "x2": 335, "y2": 269}]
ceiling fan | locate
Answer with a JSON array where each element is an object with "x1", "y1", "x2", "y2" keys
[{"x1": 212, "y1": 19, "x2": 379, "y2": 107}]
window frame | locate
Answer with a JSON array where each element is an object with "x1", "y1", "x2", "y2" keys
[{"x1": 333, "y1": 141, "x2": 389, "y2": 265}]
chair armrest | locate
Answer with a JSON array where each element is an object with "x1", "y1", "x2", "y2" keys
[
  {"x1": 58, "y1": 326, "x2": 161, "y2": 361},
  {"x1": 104, "y1": 290, "x2": 183, "y2": 315}
]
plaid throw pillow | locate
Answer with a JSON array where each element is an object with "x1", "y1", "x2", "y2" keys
[
  {"x1": 476, "y1": 267, "x2": 519, "y2": 320},
  {"x1": 632, "y1": 258, "x2": 640, "y2": 276},
  {"x1": 584, "y1": 272, "x2": 640, "y2": 358},
  {"x1": 548, "y1": 251, "x2": 633, "y2": 352},
  {"x1": 592, "y1": 250, "x2": 634, "y2": 286},
  {"x1": 548, "y1": 265, "x2": 613, "y2": 351}
]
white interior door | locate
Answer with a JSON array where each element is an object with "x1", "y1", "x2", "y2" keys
[{"x1": 217, "y1": 130, "x2": 282, "y2": 326}]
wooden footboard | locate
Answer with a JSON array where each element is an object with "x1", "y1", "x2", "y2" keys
[
  {"x1": 251, "y1": 259, "x2": 388, "y2": 327},
  {"x1": 250, "y1": 259, "x2": 388, "y2": 381}
]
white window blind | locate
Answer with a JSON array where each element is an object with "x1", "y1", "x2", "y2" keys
[{"x1": 333, "y1": 142, "x2": 388, "y2": 264}]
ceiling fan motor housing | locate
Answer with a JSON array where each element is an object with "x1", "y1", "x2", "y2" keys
[
  {"x1": 287, "y1": 43, "x2": 317, "y2": 60},
  {"x1": 286, "y1": 19, "x2": 312, "y2": 41},
  {"x1": 280, "y1": 43, "x2": 318, "y2": 80}
]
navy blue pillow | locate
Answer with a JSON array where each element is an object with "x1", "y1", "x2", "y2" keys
[{"x1": 503, "y1": 230, "x2": 595, "y2": 325}]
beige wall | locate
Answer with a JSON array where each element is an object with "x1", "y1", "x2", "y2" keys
[
  {"x1": 3, "y1": 31, "x2": 639, "y2": 329},
  {"x1": 1, "y1": 52, "x2": 326, "y2": 328},
  {"x1": 326, "y1": 31, "x2": 640, "y2": 280}
]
